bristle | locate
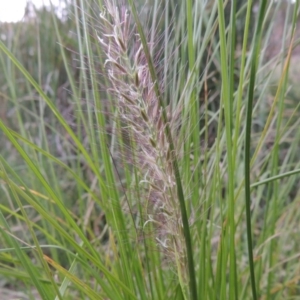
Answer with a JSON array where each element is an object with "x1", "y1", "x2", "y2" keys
[{"x1": 99, "y1": 0, "x2": 187, "y2": 285}]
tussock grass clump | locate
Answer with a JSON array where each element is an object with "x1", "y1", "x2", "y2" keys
[{"x1": 1, "y1": 0, "x2": 300, "y2": 299}]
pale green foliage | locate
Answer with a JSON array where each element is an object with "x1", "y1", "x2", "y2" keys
[{"x1": 0, "y1": 1, "x2": 300, "y2": 299}]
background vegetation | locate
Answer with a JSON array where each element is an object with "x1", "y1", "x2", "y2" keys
[{"x1": 0, "y1": 0, "x2": 300, "y2": 299}]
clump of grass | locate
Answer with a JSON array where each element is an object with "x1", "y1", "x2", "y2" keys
[
  {"x1": 98, "y1": 0, "x2": 189, "y2": 289},
  {"x1": 1, "y1": 0, "x2": 300, "y2": 299}
]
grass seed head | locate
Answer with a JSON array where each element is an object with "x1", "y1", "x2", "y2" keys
[{"x1": 99, "y1": 0, "x2": 188, "y2": 284}]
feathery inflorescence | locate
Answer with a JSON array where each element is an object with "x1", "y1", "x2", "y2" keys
[{"x1": 98, "y1": 1, "x2": 188, "y2": 284}]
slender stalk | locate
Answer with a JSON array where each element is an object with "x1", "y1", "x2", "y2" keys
[
  {"x1": 217, "y1": 0, "x2": 237, "y2": 298},
  {"x1": 244, "y1": 1, "x2": 268, "y2": 299},
  {"x1": 127, "y1": 1, "x2": 197, "y2": 299}
]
